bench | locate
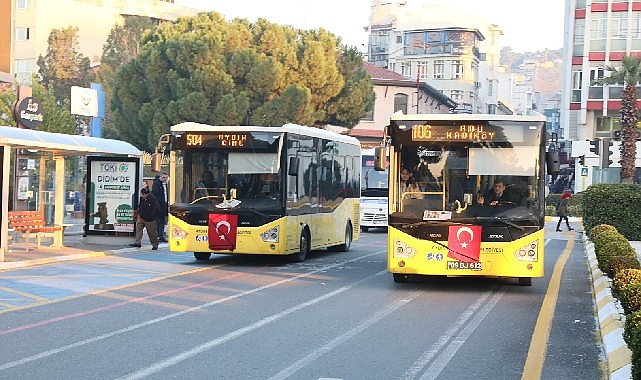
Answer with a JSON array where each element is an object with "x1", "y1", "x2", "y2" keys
[{"x1": 8, "y1": 210, "x2": 63, "y2": 252}]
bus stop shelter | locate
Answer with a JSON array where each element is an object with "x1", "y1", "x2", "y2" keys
[{"x1": 0, "y1": 125, "x2": 141, "y2": 261}]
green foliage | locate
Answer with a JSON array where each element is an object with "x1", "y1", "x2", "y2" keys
[
  {"x1": 595, "y1": 233, "x2": 636, "y2": 274},
  {"x1": 632, "y1": 327, "x2": 641, "y2": 380},
  {"x1": 626, "y1": 310, "x2": 641, "y2": 345},
  {"x1": 110, "y1": 11, "x2": 373, "y2": 151},
  {"x1": 32, "y1": 79, "x2": 76, "y2": 134},
  {"x1": 37, "y1": 27, "x2": 95, "y2": 104},
  {"x1": 589, "y1": 223, "x2": 636, "y2": 277},
  {"x1": 98, "y1": 15, "x2": 157, "y2": 139},
  {"x1": 582, "y1": 184, "x2": 641, "y2": 240},
  {"x1": 613, "y1": 269, "x2": 641, "y2": 296},
  {"x1": 0, "y1": 86, "x2": 17, "y2": 127},
  {"x1": 609, "y1": 255, "x2": 641, "y2": 278},
  {"x1": 628, "y1": 310, "x2": 641, "y2": 379},
  {"x1": 620, "y1": 282, "x2": 641, "y2": 314},
  {"x1": 588, "y1": 223, "x2": 619, "y2": 241}
]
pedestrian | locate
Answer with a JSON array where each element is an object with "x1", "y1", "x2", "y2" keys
[
  {"x1": 555, "y1": 191, "x2": 574, "y2": 232},
  {"x1": 130, "y1": 187, "x2": 159, "y2": 250},
  {"x1": 151, "y1": 172, "x2": 169, "y2": 242}
]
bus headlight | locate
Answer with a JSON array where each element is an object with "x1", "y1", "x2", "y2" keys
[
  {"x1": 261, "y1": 226, "x2": 279, "y2": 243},
  {"x1": 171, "y1": 225, "x2": 188, "y2": 240},
  {"x1": 514, "y1": 240, "x2": 538, "y2": 262}
]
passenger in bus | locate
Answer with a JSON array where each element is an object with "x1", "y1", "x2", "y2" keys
[
  {"x1": 400, "y1": 168, "x2": 422, "y2": 199},
  {"x1": 250, "y1": 173, "x2": 277, "y2": 197},
  {"x1": 195, "y1": 170, "x2": 218, "y2": 199}
]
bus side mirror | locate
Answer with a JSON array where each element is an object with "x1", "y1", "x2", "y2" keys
[
  {"x1": 288, "y1": 156, "x2": 299, "y2": 176},
  {"x1": 546, "y1": 151, "x2": 560, "y2": 175},
  {"x1": 151, "y1": 152, "x2": 163, "y2": 172},
  {"x1": 374, "y1": 147, "x2": 387, "y2": 171}
]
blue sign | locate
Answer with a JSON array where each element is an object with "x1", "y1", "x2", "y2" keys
[{"x1": 581, "y1": 167, "x2": 588, "y2": 176}]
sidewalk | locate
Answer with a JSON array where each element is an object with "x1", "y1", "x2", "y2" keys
[{"x1": 1, "y1": 230, "x2": 162, "y2": 270}]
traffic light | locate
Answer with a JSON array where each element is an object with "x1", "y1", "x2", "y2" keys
[
  {"x1": 589, "y1": 139, "x2": 600, "y2": 155},
  {"x1": 602, "y1": 138, "x2": 613, "y2": 168},
  {"x1": 578, "y1": 155, "x2": 585, "y2": 166}
]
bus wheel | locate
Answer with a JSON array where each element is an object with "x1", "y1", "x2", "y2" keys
[
  {"x1": 361, "y1": 226, "x2": 369, "y2": 232},
  {"x1": 393, "y1": 274, "x2": 410, "y2": 283},
  {"x1": 194, "y1": 252, "x2": 211, "y2": 261},
  {"x1": 328, "y1": 223, "x2": 352, "y2": 252},
  {"x1": 518, "y1": 277, "x2": 532, "y2": 286},
  {"x1": 291, "y1": 230, "x2": 310, "y2": 262}
]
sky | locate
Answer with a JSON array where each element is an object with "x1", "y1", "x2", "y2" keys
[{"x1": 175, "y1": 0, "x2": 565, "y2": 53}]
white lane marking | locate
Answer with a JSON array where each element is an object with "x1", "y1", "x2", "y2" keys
[
  {"x1": 0, "y1": 250, "x2": 385, "y2": 372},
  {"x1": 117, "y1": 270, "x2": 389, "y2": 380},
  {"x1": 268, "y1": 291, "x2": 422, "y2": 380},
  {"x1": 419, "y1": 292, "x2": 504, "y2": 380},
  {"x1": 401, "y1": 240, "x2": 550, "y2": 380},
  {"x1": 399, "y1": 291, "x2": 496, "y2": 380}
]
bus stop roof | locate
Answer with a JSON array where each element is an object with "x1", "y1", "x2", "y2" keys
[{"x1": 0, "y1": 125, "x2": 141, "y2": 156}]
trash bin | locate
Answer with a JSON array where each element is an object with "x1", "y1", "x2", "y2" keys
[{"x1": 42, "y1": 190, "x2": 54, "y2": 225}]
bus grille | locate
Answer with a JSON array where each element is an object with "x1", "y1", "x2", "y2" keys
[{"x1": 362, "y1": 212, "x2": 387, "y2": 223}]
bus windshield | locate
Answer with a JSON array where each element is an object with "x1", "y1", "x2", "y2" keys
[
  {"x1": 390, "y1": 119, "x2": 545, "y2": 225},
  {"x1": 173, "y1": 131, "x2": 284, "y2": 212},
  {"x1": 361, "y1": 149, "x2": 389, "y2": 196}
]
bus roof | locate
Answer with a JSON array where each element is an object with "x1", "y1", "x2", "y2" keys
[
  {"x1": 390, "y1": 113, "x2": 546, "y2": 122},
  {"x1": 171, "y1": 122, "x2": 360, "y2": 146}
]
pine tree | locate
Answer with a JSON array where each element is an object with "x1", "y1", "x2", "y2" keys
[{"x1": 110, "y1": 12, "x2": 373, "y2": 152}]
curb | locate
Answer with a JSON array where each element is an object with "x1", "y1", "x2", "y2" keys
[{"x1": 585, "y1": 236, "x2": 632, "y2": 379}]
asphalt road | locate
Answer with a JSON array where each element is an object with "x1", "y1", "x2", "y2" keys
[{"x1": 0, "y1": 228, "x2": 603, "y2": 379}]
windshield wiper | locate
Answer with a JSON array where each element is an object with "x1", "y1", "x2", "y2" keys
[{"x1": 470, "y1": 216, "x2": 525, "y2": 231}]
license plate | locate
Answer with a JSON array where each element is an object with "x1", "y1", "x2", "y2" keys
[{"x1": 447, "y1": 261, "x2": 482, "y2": 270}]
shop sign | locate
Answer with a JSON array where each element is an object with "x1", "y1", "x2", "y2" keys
[{"x1": 13, "y1": 97, "x2": 44, "y2": 129}]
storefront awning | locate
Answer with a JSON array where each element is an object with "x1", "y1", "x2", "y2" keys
[{"x1": 0, "y1": 125, "x2": 141, "y2": 156}]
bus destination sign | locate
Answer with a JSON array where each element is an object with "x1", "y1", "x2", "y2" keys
[
  {"x1": 412, "y1": 124, "x2": 497, "y2": 142},
  {"x1": 178, "y1": 133, "x2": 248, "y2": 148}
]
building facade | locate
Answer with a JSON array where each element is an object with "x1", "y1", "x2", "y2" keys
[
  {"x1": 0, "y1": 0, "x2": 200, "y2": 85},
  {"x1": 366, "y1": 1, "x2": 503, "y2": 114},
  {"x1": 351, "y1": 62, "x2": 456, "y2": 147},
  {"x1": 561, "y1": 0, "x2": 641, "y2": 190}
]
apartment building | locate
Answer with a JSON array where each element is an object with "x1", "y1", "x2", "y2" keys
[
  {"x1": 0, "y1": 0, "x2": 200, "y2": 85},
  {"x1": 561, "y1": 0, "x2": 641, "y2": 188},
  {"x1": 366, "y1": 1, "x2": 503, "y2": 114}
]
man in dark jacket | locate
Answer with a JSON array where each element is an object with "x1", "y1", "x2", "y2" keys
[
  {"x1": 151, "y1": 172, "x2": 169, "y2": 242},
  {"x1": 130, "y1": 187, "x2": 159, "y2": 250}
]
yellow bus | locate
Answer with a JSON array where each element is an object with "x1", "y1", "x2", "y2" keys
[
  {"x1": 155, "y1": 122, "x2": 361, "y2": 262},
  {"x1": 380, "y1": 114, "x2": 557, "y2": 286}
]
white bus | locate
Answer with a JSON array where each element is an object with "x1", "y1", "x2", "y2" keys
[{"x1": 360, "y1": 148, "x2": 389, "y2": 232}]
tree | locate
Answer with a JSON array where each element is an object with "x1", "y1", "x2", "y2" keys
[
  {"x1": 110, "y1": 12, "x2": 373, "y2": 151},
  {"x1": 98, "y1": 16, "x2": 157, "y2": 139},
  {"x1": 0, "y1": 85, "x2": 17, "y2": 127},
  {"x1": 594, "y1": 54, "x2": 641, "y2": 183},
  {"x1": 37, "y1": 27, "x2": 95, "y2": 104},
  {"x1": 32, "y1": 79, "x2": 76, "y2": 134}
]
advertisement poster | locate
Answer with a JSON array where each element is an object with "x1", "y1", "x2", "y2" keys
[{"x1": 86, "y1": 157, "x2": 139, "y2": 234}]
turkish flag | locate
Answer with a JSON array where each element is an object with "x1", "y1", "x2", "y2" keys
[
  {"x1": 447, "y1": 225, "x2": 482, "y2": 263},
  {"x1": 208, "y1": 214, "x2": 238, "y2": 251}
]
